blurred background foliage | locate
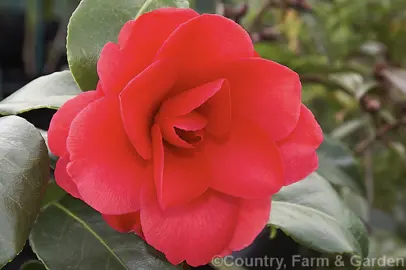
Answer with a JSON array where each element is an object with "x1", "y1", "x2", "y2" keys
[
  {"x1": 197, "y1": 0, "x2": 406, "y2": 267},
  {"x1": 1, "y1": 0, "x2": 406, "y2": 269}
]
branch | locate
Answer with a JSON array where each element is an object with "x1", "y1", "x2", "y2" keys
[{"x1": 355, "y1": 117, "x2": 406, "y2": 154}]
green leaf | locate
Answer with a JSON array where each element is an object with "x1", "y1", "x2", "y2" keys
[
  {"x1": 67, "y1": 0, "x2": 189, "y2": 91},
  {"x1": 0, "y1": 71, "x2": 81, "y2": 116},
  {"x1": 318, "y1": 135, "x2": 355, "y2": 167},
  {"x1": 317, "y1": 135, "x2": 364, "y2": 190},
  {"x1": 269, "y1": 173, "x2": 369, "y2": 258},
  {"x1": 317, "y1": 157, "x2": 364, "y2": 195},
  {"x1": 20, "y1": 260, "x2": 47, "y2": 270},
  {"x1": 40, "y1": 182, "x2": 67, "y2": 208},
  {"x1": 340, "y1": 187, "x2": 370, "y2": 222},
  {"x1": 30, "y1": 197, "x2": 179, "y2": 270},
  {"x1": 0, "y1": 116, "x2": 49, "y2": 266},
  {"x1": 328, "y1": 72, "x2": 364, "y2": 96},
  {"x1": 191, "y1": 0, "x2": 216, "y2": 14},
  {"x1": 330, "y1": 117, "x2": 368, "y2": 139}
]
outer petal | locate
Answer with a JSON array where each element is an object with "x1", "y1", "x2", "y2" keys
[
  {"x1": 219, "y1": 58, "x2": 302, "y2": 141},
  {"x1": 103, "y1": 212, "x2": 144, "y2": 238},
  {"x1": 66, "y1": 98, "x2": 149, "y2": 215},
  {"x1": 119, "y1": 8, "x2": 198, "y2": 53},
  {"x1": 151, "y1": 125, "x2": 209, "y2": 209},
  {"x1": 98, "y1": 8, "x2": 198, "y2": 95},
  {"x1": 97, "y1": 43, "x2": 129, "y2": 95},
  {"x1": 54, "y1": 155, "x2": 80, "y2": 199},
  {"x1": 154, "y1": 14, "x2": 254, "y2": 89},
  {"x1": 120, "y1": 59, "x2": 178, "y2": 160},
  {"x1": 208, "y1": 119, "x2": 284, "y2": 199},
  {"x1": 140, "y1": 188, "x2": 238, "y2": 266},
  {"x1": 48, "y1": 90, "x2": 101, "y2": 156},
  {"x1": 277, "y1": 104, "x2": 323, "y2": 185},
  {"x1": 226, "y1": 198, "x2": 270, "y2": 252}
]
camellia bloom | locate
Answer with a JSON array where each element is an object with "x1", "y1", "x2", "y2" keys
[{"x1": 48, "y1": 8, "x2": 323, "y2": 266}]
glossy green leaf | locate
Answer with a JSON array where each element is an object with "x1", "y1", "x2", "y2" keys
[
  {"x1": 318, "y1": 135, "x2": 355, "y2": 167},
  {"x1": 340, "y1": 187, "x2": 370, "y2": 222},
  {"x1": 317, "y1": 157, "x2": 364, "y2": 194},
  {"x1": 0, "y1": 116, "x2": 49, "y2": 266},
  {"x1": 67, "y1": 0, "x2": 189, "y2": 91},
  {"x1": 20, "y1": 260, "x2": 47, "y2": 270},
  {"x1": 0, "y1": 71, "x2": 81, "y2": 116},
  {"x1": 269, "y1": 173, "x2": 369, "y2": 258},
  {"x1": 40, "y1": 182, "x2": 67, "y2": 208},
  {"x1": 317, "y1": 135, "x2": 364, "y2": 192},
  {"x1": 30, "y1": 197, "x2": 179, "y2": 270}
]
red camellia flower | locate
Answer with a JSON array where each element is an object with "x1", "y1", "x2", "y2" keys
[{"x1": 48, "y1": 8, "x2": 323, "y2": 266}]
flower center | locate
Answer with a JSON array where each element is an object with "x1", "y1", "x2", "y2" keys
[
  {"x1": 175, "y1": 128, "x2": 204, "y2": 145},
  {"x1": 154, "y1": 111, "x2": 208, "y2": 149}
]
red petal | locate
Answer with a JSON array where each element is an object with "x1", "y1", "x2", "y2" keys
[
  {"x1": 154, "y1": 14, "x2": 254, "y2": 89},
  {"x1": 226, "y1": 198, "x2": 270, "y2": 251},
  {"x1": 103, "y1": 212, "x2": 144, "y2": 238},
  {"x1": 97, "y1": 43, "x2": 130, "y2": 95},
  {"x1": 277, "y1": 105, "x2": 323, "y2": 185},
  {"x1": 219, "y1": 58, "x2": 302, "y2": 141},
  {"x1": 151, "y1": 125, "x2": 210, "y2": 209},
  {"x1": 66, "y1": 98, "x2": 149, "y2": 215},
  {"x1": 198, "y1": 80, "x2": 231, "y2": 137},
  {"x1": 118, "y1": 8, "x2": 198, "y2": 68},
  {"x1": 120, "y1": 59, "x2": 178, "y2": 160},
  {"x1": 159, "y1": 112, "x2": 208, "y2": 148},
  {"x1": 157, "y1": 79, "x2": 231, "y2": 137},
  {"x1": 140, "y1": 189, "x2": 238, "y2": 266},
  {"x1": 208, "y1": 119, "x2": 284, "y2": 198},
  {"x1": 98, "y1": 8, "x2": 198, "y2": 95},
  {"x1": 48, "y1": 90, "x2": 101, "y2": 156},
  {"x1": 54, "y1": 155, "x2": 81, "y2": 198}
]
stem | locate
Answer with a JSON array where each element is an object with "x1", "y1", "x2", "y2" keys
[
  {"x1": 135, "y1": 0, "x2": 153, "y2": 19},
  {"x1": 363, "y1": 148, "x2": 374, "y2": 222}
]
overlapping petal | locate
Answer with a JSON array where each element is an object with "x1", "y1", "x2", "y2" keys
[
  {"x1": 157, "y1": 78, "x2": 231, "y2": 137},
  {"x1": 159, "y1": 112, "x2": 208, "y2": 148},
  {"x1": 66, "y1": 98, "x2": 149, "y2": 215},
  {"x1": 120, "y1": 59, "x2": 178, "y2": 160},
  {"x1": 152, "y1": 125, "x2": 209, "y2": 209},
  {"x1": 118, "y1": 8, "x2": 198, "y2": 69},
  {"x1": 97, "y1": 8, "x2": 198, "y2": 95},
  {"x1": 207, "y1": 119, "x2": 284, "y2": 198},
  {"x1": 154, "y1": 14, "x2": 254, "y2": 89},
  {"x1": 48, "y1": 90, "x2": 101, "y2": 156},
  {"x1": 141, "y1": 188, "x2": 238, "y2": 266},
  {"x1": 226, "y1": 198, "x2": 271, "y2": 252},
  {"x1": 54, "y1": 155, "x2": 81, "y2": 199},
  {"x1": 218, "y1": 58, "x2": 302, "y2": 141},
  {"x1": 277, "y1": 104, "x2": 323, "y2": 185},
  {"x1": 103, "y1": 212, "x2": 143, "y2": 237}
]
